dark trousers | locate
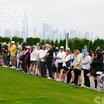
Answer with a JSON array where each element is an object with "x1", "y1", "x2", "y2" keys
[
  {"x1": 46, "y1": 61, "x2": 53, "y2": 78},
  {"x1": 3, "y1": 53, "x2": 10, "y2": 66},
  {"x1": 40, "y1": 61, "x2": 46, "y2": 77},
  {"x1": 22, "y1": 61, "x2": 30, "y2": 73},
  {"x1": 74, "y1": 69, "x2": 81, "y2": 85},
  {"x1": 22, "y1": 61, "x2": 27, "y2": 73},
  {"x1": 67, "y1": 70, "x2": 72, "y2": 83},
  {"x1": 83, "y1": 70, "x2": 90, "y2": 87}
]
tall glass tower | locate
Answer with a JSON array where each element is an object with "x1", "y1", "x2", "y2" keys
[{"x1": 22, "y1": 13, "x2": 28, "y2": 41}]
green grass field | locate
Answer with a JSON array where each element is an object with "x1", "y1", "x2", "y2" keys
[{"x1": 0, "y1": 67, "x2": 103, "y2": 104}]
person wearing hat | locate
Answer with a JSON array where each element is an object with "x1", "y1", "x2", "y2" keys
[
  {"x1": 55, "y1": 46, "x2": 66, "y2": 81},
  {"x1": 9, "y1": 41, "x2": 17, "y2": 68}
]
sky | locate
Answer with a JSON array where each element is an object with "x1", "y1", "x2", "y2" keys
[{"x1": 0, "y1": 0, "x2": 104, "y2": 38}]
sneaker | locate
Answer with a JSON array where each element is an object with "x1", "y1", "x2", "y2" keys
[
  {"x1": 47, "y1": 77, "x2": 52, "y2": 80},
  {"x1": 78, "y1": 84, "x2": 81, "y2": 86},
  {"x1": 64, "y1": 81, "x2": 67, "y2": 83},
  {"x1": 81, "y1": 85, "x2": 86, "y2": 87},
  {"x1": 70, "y1": 81, "x2": 75, "y2": 85},
  {"x1": 56, "y1": 78, "x2": 62, "y2": 82}
]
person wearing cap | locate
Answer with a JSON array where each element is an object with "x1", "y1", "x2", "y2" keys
[
  {"x1": 55, "y1": 46, "x2": 66, "y2": 81},
  {"x1": 9, "y1": 41, "x2": 17, "y2": 68}
]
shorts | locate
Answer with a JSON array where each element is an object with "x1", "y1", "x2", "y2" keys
[
  {"x1": 31, "y1": 61, "x2": 38, "y2": 65},
  {"x1": 58, "y1": 63, "x2": 63, "y2": 73},
  {"x1": 52, "y1": 64, "x2": 57, "y2": 72},
  {"x1": 10, "y1": 55, "x2": 16, "y2": 61},
  {"x1": 70, "y1": 66, "x2": 74, "y2": 71},
  {"x1": 74, "y1": 69, "x2": 81, "y2": 76},
  {"x1": 63, "y1": 66, "x2": 69, "y2": 72}
]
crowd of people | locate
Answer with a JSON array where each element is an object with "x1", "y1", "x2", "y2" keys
[{"x1": 0, "y1": 41, "x2": 104, "y2": 91}]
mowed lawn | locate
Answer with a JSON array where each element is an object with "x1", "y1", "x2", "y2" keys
[{"x1": 0, "y1": 67, "x2": 103, "y2": 104}]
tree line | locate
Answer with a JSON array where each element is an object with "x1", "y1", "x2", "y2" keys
[{"x1": 0, "y1": 36, "x2": 103, "y2": 52}]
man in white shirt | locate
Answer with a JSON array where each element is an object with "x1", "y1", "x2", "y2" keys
[{"x1": 56, "y1": 46, "x2": 66, "y2": 80}]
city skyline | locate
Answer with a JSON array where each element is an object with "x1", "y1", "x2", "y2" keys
[{"x1": 0, "y1": 0, "x2": 104, "y2": 40}]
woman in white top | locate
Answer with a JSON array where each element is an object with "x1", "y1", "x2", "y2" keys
[
  {"x1": 29, "y1": 46, "x2": 39, "y2": 75},
  {"x1": 82, "y1": 50, "x2": 92, "y2": 87},
  {"x1": 39, "y1": 45, "x2": 48, "y2": 77},
  {"x1": 60, "y1": 50, "x2": 71, "y2": 82}
]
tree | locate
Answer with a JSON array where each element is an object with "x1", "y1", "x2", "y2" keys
[
  {"x1": 12, "y1": 36, "x2": 24, "y2": 43},
  {"x1": 40, "y1": 39, "x2": 45, "y2": 45},
  {"x1": 93, "y1": 39, "x2": 104, "y2": 51},
  {"x1": 68, "y1": 39, "x2": 73, "y2": 52},
  {"x1": 54, "y1": 40, "x2": 59, "y2": 47},
  {"x1": 26, "y1": 37, "x2": 40, "y2": 46},
  {"x1": 59, "y1": 39, "x2": 66, "y2": 49},
  {"x1": 2, "y1": 37, "x2": 11, "y2": 43}
]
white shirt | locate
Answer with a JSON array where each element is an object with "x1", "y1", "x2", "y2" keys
[
  {"x1": 82, "y1": 55, "x2": 92, "y2": 70},
  {"x1": 63, "y1": 54, "x2": 71, "y2": 66},
  {"x1": 30, "y1": 49, "x2": 39, "y2": 61},
  {"x1": 56, "y1": 51, "x2": 66, "y2": 63},
  {"x1": 39, "y1": 50, "x2": 48, "y2": 62}
]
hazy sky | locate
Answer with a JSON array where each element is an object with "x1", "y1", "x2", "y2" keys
[{"x1": 0, "y1": 0, "x2": 104, "y2": 37}]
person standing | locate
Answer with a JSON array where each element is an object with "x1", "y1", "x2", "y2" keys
[
  {"x1": 73, "y1": 48, "x2": 83, "y2": 85},
  {"x1": 82, "y1": 50, "x2": 92, "y2": 87},
  {"x1": 9, "y1": 41, "x2": 17, "y2": 68},
  {"x1": 2, "y1": 42, "x2": 10, "y2": 66},
  {"x1": 56, "y1": 46, "x2": 66, "y2": 80},
  {"x1": 39, "y1": 45, "x2": 48, "y2": 77},
  {"x1": 29, "y1": 46, "x2": 39, "y2": 75},
  {"x1": 22, "y1": 46, "x2": 30, "y2": 73},
  {"x1": 60, "y1": 50, "x2": 71, "y2": 82},
  {"x1": 91, "y1": 51, "x2": 104, "y2": 89},
  {"x1": 46, "y1": 44, "x2": 54, "y2": 79}
]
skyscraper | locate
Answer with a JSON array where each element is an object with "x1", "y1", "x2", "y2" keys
[
  {"x1": 21, "y1": 13, "x2": 28, "y2": 41},
  {"x1": 69, "y1": 29, "x2": 77, "y2": 38},
  {"x1": 42, "y1": 23, "x2": 53, "y2": 39},
  {"x1": 84, "y1": 31, "x2": 90, "y2": 40}
]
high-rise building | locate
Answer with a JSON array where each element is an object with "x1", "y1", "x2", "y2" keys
[
  {"x1": 52, "y1": 29, "x2": 59, "y2": 40},
  {"x1": 42, "y1": 23, "x2": 53, "y2": 39},
  {"x1": 21, "y1": 14, "x2": 28, "y2": 41},
  {"x1": 42, "y1": 23, "x2": 48, "y2": 39},
  {"x1": 69, "y1": 29, "x2": 77, "y2": 38},
  {"x1": 84, "y1": 31, "x2": 90, "y2": 39}
]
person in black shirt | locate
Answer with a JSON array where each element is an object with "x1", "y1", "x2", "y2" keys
[
  {"x1": 91, "y1": 51, "x2": 104, "y2": 88},
  {"x1": 46, "y1": 44, "x2": 54, "y2": 79},
  {"x1": 2, "y1": 42, "x2": 10, "y2": 66}
]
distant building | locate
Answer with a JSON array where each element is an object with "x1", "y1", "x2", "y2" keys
[
  {"x1": 52, "y1": 29, "x2": 59, "y2": 40},
  {"x1": 69, "y1": 29, "x2": 78, "y2": 38},
  {"x1": 42, "y1": 23, "x2": 53, "y2": 39},
  {"x1": 21, "y1": 14, "x2": 29, "y2": 41},
  {"x1": 4, "y1": 29, "x2": 12, "y2": 37},
  {"x1": 84, "y1": 31, "x2": 90, "y2": 40}
]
